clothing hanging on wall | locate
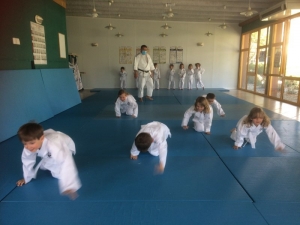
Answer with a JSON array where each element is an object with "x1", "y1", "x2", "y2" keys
[{"x1": 69, "y1": 54, "x2": 83, "y2": 91}]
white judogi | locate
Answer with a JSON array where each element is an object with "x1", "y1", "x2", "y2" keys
[
  {"x1": 194, "y1": 67, "x2": 205, "y2": 89},
  {"x1": 168, "y1": 69, "x2": 176, "y2": 89},
  {"x1": 135, "y1": 76, "x2": 139, "y2": 89},
  {"x1": 153, "y1": 68, "x2": 160, "y2": 89},
  {"x1": 178, "y1": 69, "x2": 186, "y2": 89},
  {"x1": 182, "y1": 105, "x2": 213, "y2": 132},
  {"x1": 133, "y1": 53, "x2": 155, "y2": 98},
  {"x1": 21, "y1": 129, "x2": 81, "y2": 194},
  {"x1": 230, "y1": 115, "x2": 285, "y2": 149},
  {"x1": 202, "y1": 95, "x2": 225, "y2": 116},
  {"x1": 130, "y1": 122, "x2": 171, "y2": 168},
  {"x1": 119, "y1": 71, "x2": 127, "y2": 89},
  {"x1": 115, "y1": 94, "x2": 138, "y2": 117},
  {"x1": 187, "y1": 69, "x2": 194, "y2": 89}
]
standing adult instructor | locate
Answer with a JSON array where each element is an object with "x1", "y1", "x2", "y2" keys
[{"x1": 134, "y1": 45, "x2": 155, "y2": 102}]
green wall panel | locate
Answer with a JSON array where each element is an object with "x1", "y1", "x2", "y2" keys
[{"x1": 0, "y1": 0, "x2": 68, "y2": 70}]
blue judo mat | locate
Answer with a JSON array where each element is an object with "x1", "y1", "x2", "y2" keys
[{"x1": 1, "y1": 88, "x2": 300, "y2": 225}]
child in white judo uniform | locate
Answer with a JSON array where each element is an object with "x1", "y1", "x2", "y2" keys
[
  {"x1": 119, "y1": 67, "x2": 127, "y2": 89},
  {"x1": 194, "y1": 63, "x2": 205, "y2": 90},
  {"x1": 187, "y1": 64, "x2": 194, "y2": 90},
  {"x1": 168, "y1": 64, "x2": 176, "y2": 90},
  {"x1": 130, "y1": 121, "x2": 171, "y2": 173},
  {"x1": 178, "y1": 63, "x2": 186, "y2": 90},
  {"x1": 182, "y1": 96, "x2": 213, "y2": 134},
  {"x1": 203, "y1": 93, "x2": 225, "y2": 117},
  {"x1": 231, "y1": 107, "x2": 285, "y2": 150},
  {"x1": 115, "y1": 90, "x2": 138, "y2": 118},
  {"x1": 16, "y1": 123, "x2": 81, "y2": 200},
  {"x1": 153, "y1": 63, "x2": 161, "y2": 90}
]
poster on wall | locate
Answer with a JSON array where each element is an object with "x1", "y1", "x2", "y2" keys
[
  {"x1": 153, "y1": 46, "x2": 166, "y2": 64},
  {"x1": 58, "y1": 33, "x2": 66, "y2": 58},
  {"x1": 169, "y1": 46, "x2": 183, "y2": 64},
  {"x1": 30, "y1": 21, "x2": 47, "y2": 65},
  {"x1": 119, "y1": 46, "x2": 132, "y2": 64}
]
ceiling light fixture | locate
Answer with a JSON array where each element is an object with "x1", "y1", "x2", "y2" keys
[
  {"x1": 240, "y1": 0, "x2": 258, "y2": 17},
  {"x1": 159, "y1": 33, "x2": 168, "y2": 37},
  {"x1": 115, "y1": 32, "x2": 124, "y2": 37},
  {"x1": 105, "y1": 4, "x2": 116, "y2": 30},
  {"x1": 161, "y1": 23, "x2": 171, "y2": 29},
  {"x1": 219, "y1": 5, "x2": 227, "y2": 29}
]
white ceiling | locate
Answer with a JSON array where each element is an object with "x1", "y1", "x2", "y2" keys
[{"x1": 65, "y1": 0, "x2": 283, "y2": 24}]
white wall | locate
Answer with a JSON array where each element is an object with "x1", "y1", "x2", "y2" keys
[{"x1": 66, "y1": 17, "x2": 241, "y2": 89}]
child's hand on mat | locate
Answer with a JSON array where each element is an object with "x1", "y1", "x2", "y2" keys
[
  {"x1": 205, "y1": 132, "x2": 210, "y2": 135},
  {"x1": 220, "y1": 114, "x2": 225, "y2": 117},
  {"x1": 62, "y1": 190, "x2": 78, "y2": 200},
  {"x1": 154, "y1": 163, "x2": 164, "y2": 174},
  {"x1": 16, "y1": 178, "x2": 25, "y2": 186},
  {"x1": 182, "y1": 126, "x2": 188, "y2": 130},
  {"x1": 132, "y1": 115, "x2": 136, "y2": 118},
  {"x1": 233, "y1": 145, "x2": 240, "y2": 150},
  {"x1": 275, "y1": 146, "x2": 285, "y2": 152},
  {"x1": 130, "y1": 154, "x2": 138, "y2": 160},
  {"x1": 116, "y1": 116, "x2": 120, "y2": 118}
]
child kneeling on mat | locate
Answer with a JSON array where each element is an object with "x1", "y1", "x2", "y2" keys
[
  {"x1": 230, "y1": 107, "x2": 285, "y2": 150},
  {"x1": 182, "y1": 96, "x2": 213, "y2": 134},
  {"x1": 130, "y1": 121, "x2": 171, "y2": 174},
  {"x1": 115, "y1": 89, "x2": 138, "y2": 118},
  {"x1": 16, "y1": 123, "x2": 81, "y2": 200}
]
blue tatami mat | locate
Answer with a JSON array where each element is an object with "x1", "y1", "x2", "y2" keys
[
  {"x1": 205, "y1": 120, "x2": 300, "y2": 157},
  {"x1": 222, "y1": 157, "x2": 300, "y2": 202},
  {"x1": 254, "y1": 202, "x2": 300, "y2": 225},
  {"x1": 4, "y1": 157, "x2": 252, "y2": 202},
  {"x1": 1, "y1": 88, "x2": 300, "y2": 225},
  {"x1": 0, "y1": 201, "x2": 267, "y2": 225}
]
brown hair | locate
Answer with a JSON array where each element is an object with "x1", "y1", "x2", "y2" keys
[
  {"x1": 17, "y1": 123, "x2": 44, "y2": 142},
  {"x1": 243, "y1": 107, "x2": 270, "y2": 127},
  {"x1": 118, "y1": 89, "x2": 129, "y2": 97},
  {"x1": 194, "y1": 96, "x2": 210, "y2": 114},
  {"x1": 179, "y1": 63, "x2": 184, "y2": 69},
  {"x1": 135, "y1": 133, "x2": 152, "y2": 152},
  {"x1": 206, "y1": 93, "x2": 216, "y2": 100}
]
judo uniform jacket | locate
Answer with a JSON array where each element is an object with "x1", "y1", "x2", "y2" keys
[
  {"x1": 119, "y1": 71, "x2": 127, "y2": 89},
  {"x1": 182, "y1": 105, "x2": 213, "y2": 132},
  {"x1": 202, "y1": 95, "x2": 225, "y2": 116},
  {"x1": 133, "y1": 53, "x2": 155, "y2": 98},
  {"x1": 130, "y1": 122, "x2": 171, "y2": 168},
  {"x1": 115, "y1": 94, "x2": 138, "y2": 117},
  {"x1": 21, "y1": 129, "x2": 81, "y2": 193},
  {"x1": 168, "y1": 69, "x2": 176, "y2": 89},
  {"x1": 231, "y1": 115, "x2": 285, "y2": 149},
  {"x1": 178, "y1": 69, "x2": 186, "y2": 89},
  {"x1": 187, "y1": 69, "x2": 194, "y2": 89},
  {"x1": 194, "y1": 67, "x2": 205, "y2": 88}
]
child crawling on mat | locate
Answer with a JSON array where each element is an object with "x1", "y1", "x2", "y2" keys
[
  {"x1": 16, "y1": 122, "x2": 81, "y2": 200},
  {"x1": 230, "y1": 107, "x2": 285, "y2": 150},
  {"x1": 130, "y1": 121, "x2": 171, "y2": 174}
]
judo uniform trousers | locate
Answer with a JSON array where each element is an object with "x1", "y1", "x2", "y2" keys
[
  {"x1": 120, "y1": 71, "x2": 127, "y2": 89},
  {"x1": 187, "y1": 69, "x2": 194, "y2": 89},
  {"x1": 130, "y1": 121, "x2": 171, "y2": 168},
  {"x1": 182, "y1": 106, "x2": 213, "y2": 132},
  {"x1": 194, "y1": 68, "x2": 205, "y2": 89},
  {"x1": 168, "y1": 69, "x2": 176, "y2": 89},
  {"x1": 202, "y1": 95, "x2": 225, "y2": 116},
  {"x1": 230, "y1": 115, "x2": 285, "y2": 149},
  {"x1": 133, "y1": 53, "x2": 155, "y2": 98},
  {"x1": 21, "y1": 129, "x2": 81, "y2": 194},
  {"x1": 153, "y1": 68, "x2": 161, "y2": 89},
  {"x1": 115, "y1": 94, "x2": 138, "y2": 117},
  {"x1": 178, "y1": 69, "x2": 186, "y2": 89}
]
